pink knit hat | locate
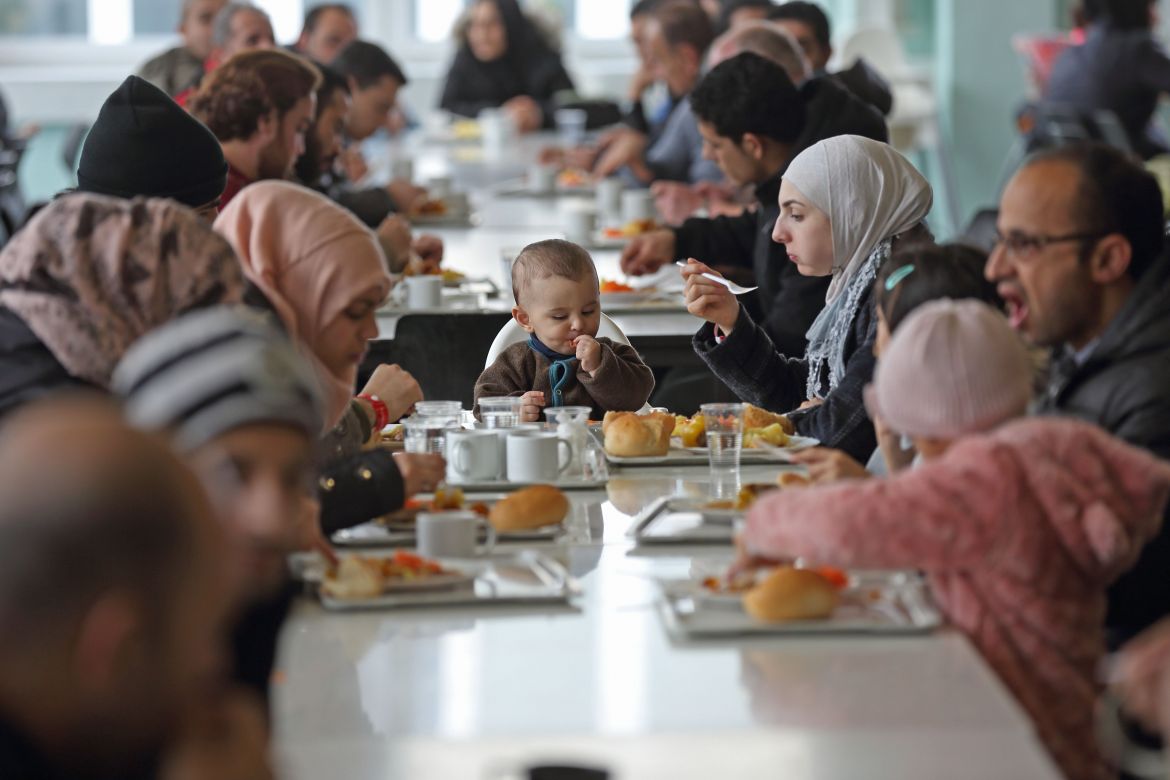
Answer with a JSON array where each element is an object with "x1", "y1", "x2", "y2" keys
[{"x1": 864, "y1": 299, "x2": 1033, "y2": 439}]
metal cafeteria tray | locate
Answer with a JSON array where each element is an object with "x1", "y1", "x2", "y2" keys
[
  {"x1": 656, "y1": 570, "x2": 943, "y2": 638},
  {"x1": 319, "y1": 551, "x2": 581, "y2": 611},
  {"x1": 627, "y1": 496, "x2": 743, "y2": 545}
]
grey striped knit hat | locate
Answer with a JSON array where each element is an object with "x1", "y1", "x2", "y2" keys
[{"x1": 112, "y1": 306, "x2": 324, "y2": 452}]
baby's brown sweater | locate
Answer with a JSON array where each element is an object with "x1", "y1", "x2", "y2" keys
[{"x1": 474, "y1": 337, "x2": 655, "y2": 421}]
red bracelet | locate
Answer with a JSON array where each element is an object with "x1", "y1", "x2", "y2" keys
[{"x1": 357, "y1": 394, "x2": 390, "y2": 429}]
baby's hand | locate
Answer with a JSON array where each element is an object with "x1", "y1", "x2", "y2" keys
[
  {"x1": 573, "y1": 335, "x2": 602, "y2": 374},
  {"x1": 519, "y1": 391, "x2": 546, "y2": 422}
]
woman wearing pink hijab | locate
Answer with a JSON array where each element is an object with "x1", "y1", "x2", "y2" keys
[{"x1": 215, "y1": 180, "x2": 444, "y2": 533}]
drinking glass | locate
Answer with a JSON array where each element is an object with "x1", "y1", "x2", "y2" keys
[
  {"x1": 403, "y1": 415, "x2": 450, "y2": 455},
  {"x1": 479, "y1": 397, "x2": 524, "y2": 429},
  {"x1": 414, "y1": 401, "x2": 462, "y2": 424},
  {"x1": 701, "y1": 403, "x2": 745, "y2": 499}
]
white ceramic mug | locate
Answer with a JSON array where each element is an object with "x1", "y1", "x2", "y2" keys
[
  {"x1": 595, "y1": 177, "x2": 624, "y2": 218},
  {"x1": 479, "y1": 109, "x2": 513, "y2": 158},
  {"x1": 506, "y1": 431, "x2": 575, "y2": 483},
  {"x1": 621, "y1": 189, "x2": 655, "y2": 224},
  {"x1": 444, "y1": 191, "x2": 471, "y2": 215},
  {"x1": 404, "y1": 275, "x2": 442, "y2": 309},
  {"x1": 563, "y1": 206, "x2": 597, "y2": 245},
  {"x1": 426, "y1": 175, "x2": 453, "y2": 200},
  {"x1": 529, "y1": 163, "x2": 557, "y2": 194},
  {"x1": 446, "y1": 429, "x2": 503, "y2": 483},
  {"x1": 416, "y1": 511, "x2": 495, "y2": 558},
  {"x1": 391, "y1": 157, "x2": 414, "y2": 183},
  {"x1": 554, "y1": 107, "x2": 588, "y2": 147}
]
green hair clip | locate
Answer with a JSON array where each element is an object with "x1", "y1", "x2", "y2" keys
[{"x1": 884, "y1": 264, "x2": 915, "y2": 291}]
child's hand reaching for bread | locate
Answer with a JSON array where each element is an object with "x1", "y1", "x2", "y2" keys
[
  {"x1": 519, "y1": 391, "x2": 546, "y2": 422},
  {"x1": 573, "y1": 335, "x2": 602, "y2": 374}
]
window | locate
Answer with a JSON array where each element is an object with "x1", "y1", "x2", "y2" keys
[
  {"x1": 0, "y1": 0, "x2": 307, "y2": 42},
  {"x1": 414, "y1": 0, "x2": 631, "y2": 44},
  {"x1": 0, "y1": 0, "x2": 87, "y2": 36}
]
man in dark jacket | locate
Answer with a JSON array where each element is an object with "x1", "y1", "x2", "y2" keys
[
  {"x1": 323, "y1": 40, "x2": 425, "y2": 227},
  {"x1": 1045, "y1": 0, "x2": 1170, "y2": 159},
  {"x1": 768, "y1": 1, "x2": 894, "y2": 117},
  {"x1": 620, "y1": 44, "x2": 887, "y2": 356},
  {"x1": 987, "y1": 141, "x2": 1170, "y2": 649}
]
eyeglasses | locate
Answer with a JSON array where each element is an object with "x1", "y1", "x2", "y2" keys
[{"x1": 992, "y1": 230, "x2": 1109, "y2": 260}]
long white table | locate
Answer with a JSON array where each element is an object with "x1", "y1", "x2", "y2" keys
[
  {"x1": 273, "y1": 464, "x2": 1061, "y2": 780},
  {"x1": 274, "y1": 130, "x2": 1063, "y2": 779}
]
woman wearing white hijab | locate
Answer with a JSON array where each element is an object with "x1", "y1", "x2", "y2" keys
[{"x1": 682, "y1": 135, "x2": 933, "y2": 461}]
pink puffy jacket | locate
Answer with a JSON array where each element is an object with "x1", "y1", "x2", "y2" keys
[{"x1": 744, "y1": 418, "x2": 1170, "y2": 780}]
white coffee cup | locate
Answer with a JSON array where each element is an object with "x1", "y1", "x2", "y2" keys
[
  {"x1": 416, "y1": 511, "x2": 496, "y2": 558},
  {"x1": 391, "y1": 157, "x2": 414, "y2": 183},
  {"x1": 563, "y1": 205, "x2": 598, "y2": 246},
  {"x1": 506, "y1": 431, "x2": 575, "y2": 483},
  {"x1": 479, "y1": 108, "x2": 513, "y2": 158},
  {"x1": 446, "y1": 429, "x2": 503, "y2": 483},
  {"x1": 404, "y1": 275, "x2": 442, "y2": 309},
  {"x1": 442, "y1": 192, "x2": 470, "y2": 218},
  {"x1": 621, "y1": 189, "x2": 656, "y2": 224},
  {"x1": 427, "y1": 175, "x2": 453, "y2": 200},
  {"x1": 529, "y1": 163, "x2": 557, "y2": 194},
  {"x1": 596, "y1": 177, "x2": 624, "y2": 218}
]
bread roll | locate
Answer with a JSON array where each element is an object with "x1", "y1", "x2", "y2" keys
[
  {"x1": 322, "y1": 555, "x2": 383, "y2": 599},
  {"x1": 603, "y1": 412, "x2": 673, "y2": 457},
  {"x1": 742, "y1": 567, "x2": 838, "y2": 622},
  {"x1": 777, "y1": 472, "x2": 811, "y2": 488},
  {"x1": 744, "y1": 404, "x2": 794, "y2": 435},
  {"x1": 489, "y1": 485, "x2": 570, "y2": 532}
]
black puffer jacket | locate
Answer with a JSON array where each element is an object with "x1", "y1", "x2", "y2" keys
[{"x1": 1035, "y1": 254, "x2": 1170, "y2": 647}]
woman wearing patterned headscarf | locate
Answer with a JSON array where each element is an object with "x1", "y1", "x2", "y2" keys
[
  {"x1": 682, "y1": 135, "x2": 934, "y2": 462},
  {"x1": 0, "y1": 193, "x2": 245, "y2": 418}
]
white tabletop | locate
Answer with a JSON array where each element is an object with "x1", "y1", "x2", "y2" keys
[
  {"x1": 273, "y1": 465, "x2": 1061, "y2": 780},
  {"x1": 278, "y1": 133, "x2": 1062, "y2": 780}
]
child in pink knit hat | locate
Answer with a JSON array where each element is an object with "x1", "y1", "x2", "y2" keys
[{"x1": 739, "y1": 299, "x2": 1170, "y2": 780}]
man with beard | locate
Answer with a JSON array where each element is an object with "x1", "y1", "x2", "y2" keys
[
  {"x1": 189, "y1": 49, "x2": 321, "y2": 208},
  {"x1": 986, "y1": 141, "x2": 1170, "y2": 649},
  {"x1": 295, "y1": 66, "x2": 442, "y2": 274}
]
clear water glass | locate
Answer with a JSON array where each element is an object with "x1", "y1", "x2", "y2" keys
[
  {"x1": 479, "y1": 397, "x2": 523, "y2": 429},
  {"x1": 403, "y1": 415, "x2": 450, "y2": 456},
  {"x1": 414, "y1": 401, "x2": 462, "y2": 426},
  {"x1": 702, "y1": 403, "x2": 745, "y2": 499}
]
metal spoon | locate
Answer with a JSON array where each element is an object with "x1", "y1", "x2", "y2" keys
[{"x1": 675, "y1": 260, "x2": 759, "y2": 295}]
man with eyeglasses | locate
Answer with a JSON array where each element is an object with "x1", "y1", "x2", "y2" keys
[{"x1": 986, "y1": 141, "x2": 1170, "y2": 650}]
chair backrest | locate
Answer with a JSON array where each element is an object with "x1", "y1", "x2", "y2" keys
[
  {"x1": 360, "y1": 312, "x2": 512, "y2": 409},
  {"x1": 839, "y1": 27, "x2": 909, "y2": 79},
  {"x1": 484, "y1": 313, "x2": 630, "y2": 368}
]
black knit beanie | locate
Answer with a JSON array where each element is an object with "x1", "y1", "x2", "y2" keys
[{"x1": 77, "y1": 76, "x2": 228, "y2": 209}]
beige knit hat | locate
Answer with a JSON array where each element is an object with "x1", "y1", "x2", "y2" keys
[{"x1": 864, "y1": 299, "x2": 1033, "y2": 439}]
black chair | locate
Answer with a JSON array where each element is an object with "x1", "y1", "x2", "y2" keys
[
  {"x1": 358, "y1": 312, "x2": 513, "y2": 409},
  {"x1": 961, "y1": 208, "x2": 999, "y2": 254},
  {"x1": 1020, "y1": 102, "x2": 1133, "y2": 155}
]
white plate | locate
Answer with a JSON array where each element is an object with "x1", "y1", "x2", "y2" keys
[
  {"x1": 322, "y1": 568, "x2": 474, "y2": 600},
  {"x1": 599, "y1": 290, "x2": 659, "y2": 306}
]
